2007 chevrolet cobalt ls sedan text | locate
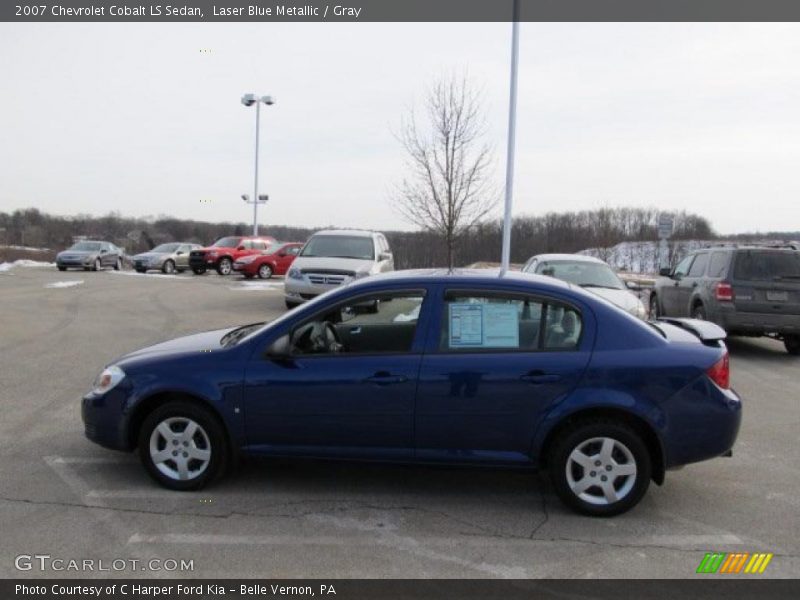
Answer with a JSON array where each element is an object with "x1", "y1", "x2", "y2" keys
[{"x1": 82, "y1": 270, "x2": 741, "y2": 516}]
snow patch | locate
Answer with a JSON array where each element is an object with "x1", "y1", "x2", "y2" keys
[
  {"x1": 0, "y1": 259, "x2": 55, "y2": 273},
  {"x1": 45, "y1": 280, "x2": 84, "y2": 289},
  {"x1": 107, "y1": 270, "x2": 189, "y2": 280},
  {"x1": 228, "y1": 281, "x2": 285, "y2": 291}
]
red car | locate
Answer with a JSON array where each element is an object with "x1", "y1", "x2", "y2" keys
[
  {"x1": 233, "y1": 242, "x2": 304, "y2": 279},
  {"x1": 189, "y1": 235, "x2": 277, "y2": 275}
]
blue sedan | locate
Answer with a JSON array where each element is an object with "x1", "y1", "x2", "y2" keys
[{"x1": 82, "y1": 270, "x2": 741, "y2": 516}]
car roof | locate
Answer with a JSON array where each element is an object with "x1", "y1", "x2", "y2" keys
[
  {"x1": 312, "y1": 229, "x2": 380, "y2": 238},
  {"x1": 350, "y1": 268, "x2": 574, "y2": 290},
  {"x1": 530, "y1": 253, "x2": 607, "y2": 265}
]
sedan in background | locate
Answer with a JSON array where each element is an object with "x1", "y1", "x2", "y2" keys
[
  {"x1": 56, "y1": 241, "x2": 123, "y2": 272},
  {"x1": 233, "y1": 242, "x2": 304, "y2": 279},
  {"x1": 132, "y1": 243, "x2": 201, "y2": 274},
  {"x1": 82, "y1": 270, "x2": 741, "y2": 516},
  {"x1": 522, "y1": 253, "x2": 648, "y2": 319}
]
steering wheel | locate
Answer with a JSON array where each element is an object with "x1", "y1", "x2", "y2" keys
[{"x1": 308, "y1": 321, "x2": 344, "y2": 354}]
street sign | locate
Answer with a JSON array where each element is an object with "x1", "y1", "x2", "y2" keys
[{"x1": 658, "y1": 213, "x2": 674, "y2": 239}]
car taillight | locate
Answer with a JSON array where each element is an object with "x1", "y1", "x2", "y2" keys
[
  {"x1": 715, "y1": 282, "x2": 734, "y2": 301},
  {"x1": 707, "y1": 353, "x2": 730, "y2": 389}
]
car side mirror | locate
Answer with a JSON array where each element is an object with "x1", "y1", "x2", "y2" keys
[
  {"x1": 237, "y1": 245, "x2": 246, "y2": 251},
  {"x1": 100, "y1": 248, "x2": 107, "y2": 253},
  {"x1": 659, "y1": 267, "x2": 672, "y2": 277},
  {"x1": 265, "y1": 334, "x2": 291, "y2": 359},
  {"x1": 380, "y1": 252, "x2": 392, "y2": 261},
  {"x1": 176, "y1": 251, "x2": 184, "y2": 255},
  {"x1": 625, "y1": 280, "x2": 642, "y2": 292}
]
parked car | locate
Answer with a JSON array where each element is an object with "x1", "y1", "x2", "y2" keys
[
  {"x1": 132, "y1": 243, "x2": 201, "y2": 274},
  {"x1": 522, "y1": 254, "x2": 648, "y2": 319},
  {"x1": 284, "y1": 229, "x2": 394, "y2": 309},
  {"x1": 189, "y1": 235, "x2": 276, "y2": 276},
  {"x1": 82, "y1": 269, "x2": 741, "y2": 516},
  {"x1": 233, "y1": 242, "x2": 304, "y2": 279},
  {"x1": 651, "y1": 245, "x2": 800, "y2": 355},
  {"x1": 56, "y1": 241, "x2": 123, "y2": 272}
]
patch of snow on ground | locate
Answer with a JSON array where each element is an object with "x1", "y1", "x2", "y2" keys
[
  {"x1": 0, "y1": 259, "x2": 55, "y2": 273},
  {"x1": 228, "y1": 281, "x2": 285, "y2": 291},
  {"x1": 0, "y1": 262, "x2": 13, "y2": 273},
  {"x1": 45, "y1": 280, "x2": 84, "y2": 289},
  {"x1": 107, "y1": 270, "x2": 189, "y2": 280}
]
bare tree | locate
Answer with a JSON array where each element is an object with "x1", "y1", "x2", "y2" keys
[{"x1": 395, "y1": 74, "x2": 497, "y2": 269}]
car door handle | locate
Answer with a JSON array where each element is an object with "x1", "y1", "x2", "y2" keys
[
  {"x1": 520, "y1": 371, "x2": 562, "y2": 384},
  {"x1": 363, "y1": 372, "x2": 407, "y2": 385},
  {"x1": 349, "y1": 326, "x2": 362, "y2": 335}
]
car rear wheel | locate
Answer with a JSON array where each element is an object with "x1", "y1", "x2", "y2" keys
[
  {"x1": 135, "y1": 268, "x2": 147, "y2": 274},
  {"x1": 785, "y1": 335, "x2": 800, "y2": 356},
  {"x1": 549, "y1": 419, "x2": 651, "y2": 516},
  {"x1": 93, "y1": 258, "x2": 101, "y2": 271},
  {"x1": 114, "y1": 258, "x2": 122, "y2": 271},
  {"x1": 138, "y1": 401, "x2": 227, "y2": 491},
  {"x1": 258, "y1": 264, "x2": 273, "y2": 279},
  {"x1": 162, "y1": 259, "x2": 175, "y2": 275},
  {"x1": 692, "y1": 304, "x2": 707, "y2": 320},
  {"x1": 216, "y1": 258, "x2": 232, "y2": 276},
  {"x1": 649, "y1": 294, "x2": 660, "y2": 318},
  {"x1": 191, "y1": 267, "x2": 206, "y2": 275},
  {"x1": 57, "y1": 266, "x2": 66, "y2": 272}
]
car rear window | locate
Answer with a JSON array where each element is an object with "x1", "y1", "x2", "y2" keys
[{"x1": 734, "y1": 250, "x2": 800, "y2": 281}]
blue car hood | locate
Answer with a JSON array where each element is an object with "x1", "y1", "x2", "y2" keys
[{"x1": 115, "y1": 327, "x2": 237, "y2": 365}]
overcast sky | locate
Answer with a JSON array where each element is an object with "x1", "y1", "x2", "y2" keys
[{"x1": 1, "y1": 22, "x2": 799, "y2": 234}]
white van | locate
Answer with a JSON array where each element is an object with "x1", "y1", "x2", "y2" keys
[{"x1": 284, "y1": 229, "x2": 394, "y2": 309}]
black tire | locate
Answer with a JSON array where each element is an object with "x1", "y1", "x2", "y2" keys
[
  {"x1": 549, "y1": 419, "x2": 651, "y2": 517},
  {"x1": 114, "y1": 258, "x2": 122, "y2": 271},
  {"x1": 258, "y1": 264, "x2": 273, "y2": 279},
  {"x1": 93, "y1": 258, "x2": 101, "y2": 272},
  {"x1": 285, "y1": 300, "x2": 300, "y2": 310},
  {"x1": 135, "y1": 268, "x2": 147, "y2": 274},
  {"x1": 138, "y1": 401, "x2": 228, "y2": 491},
  {"x1": 649, "y1": 293, "x2": 660, "y2": 319},
  {"x1": 192, "y1": 267, "x2": 206, "y2": 275},
  {"x1": 162, "y1": 259, "x2": 176, "y2": 275},
  {"x1": 216, "y1": 257, "x2": 233, "y2": 276},
  {"x1": 785, "y1": 335, "x2": 800, "y2": 356},
  {"x1": 243, "y1": 273, "x2": 254, "y2": 279},
  {"x1": 692, "y1": 304, "x2": 707, "y2": 320},
  {"x1": 57, "y1": 266, "x2": 66, "y2": 272}
]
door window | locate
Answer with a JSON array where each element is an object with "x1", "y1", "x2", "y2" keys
[
  {"x1": 673, "y1": 255, "x2": 694, "y2": 278},
  {"x1": 439, "y1": 292, "x2": 582, "y2": 352},
  {"x1": 687, "y1": 253, "x2": 709, "y2": 277},
  {"x1": 289, "y1": 292, "x2": 425, "y2": 356}
]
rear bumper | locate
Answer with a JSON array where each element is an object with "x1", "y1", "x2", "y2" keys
[{"x1": 715, "y1": 306, "x2": 800, "y2": 336}]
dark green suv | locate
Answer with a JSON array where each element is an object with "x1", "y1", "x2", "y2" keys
[{"x1": 651, "y1": 245, "x2": 800, "y2": 355}]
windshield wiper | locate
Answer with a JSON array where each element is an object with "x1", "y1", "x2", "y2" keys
[{"x1": 220, "y1": 323, "x2": 263, "y2": 348}]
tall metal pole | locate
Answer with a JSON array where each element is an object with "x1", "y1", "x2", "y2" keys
[
  {"x1": 500, "y1": 0, "x2": 520, "y2": 275},
  {"x1": 253, "y1": 101, "x2": 261, "y2": 236}
]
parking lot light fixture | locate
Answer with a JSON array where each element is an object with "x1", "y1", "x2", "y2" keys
[{"x1": 241, "y1": 93, "x2": 275, "y2": 236}]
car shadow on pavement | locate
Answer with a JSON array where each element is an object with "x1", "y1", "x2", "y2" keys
[{"x1": 726, "y1": 336, "x2": 795, "y2": 360}]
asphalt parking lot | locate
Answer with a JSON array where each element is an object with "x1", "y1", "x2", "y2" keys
[{"x1": 0, "y1": 265, "x2": 798, "y2": 579}]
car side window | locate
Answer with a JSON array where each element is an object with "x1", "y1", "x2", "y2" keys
[
  {"x1": 673, "y1": 255, "x2": 694, "y2": 278},
  {"x1": 707, "y1": 252, "x2": 729, "y2": 278},
  {"x1": 288, "y1": 246, "x2": 301, "y2": 256},
  {"x1": 289, "y1": 292, "x2": 425, "y2": 356},
  {"x1": 439, "y1": 292, "x2": 582, "y2": 352},
  {"x1": 687, "y1": 253, "x2": 709, "y2": 277}
]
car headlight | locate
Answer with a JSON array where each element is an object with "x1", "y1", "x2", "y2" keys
[
  {"x1": 287, "y1": 268, "x2": 303, "y2": 280},
  {"x1": 92, "y1": 365, "x2": 126, "y2": 395},
  {"x1": 631, "y1": 301, "x2": 648, "y2": 320}
]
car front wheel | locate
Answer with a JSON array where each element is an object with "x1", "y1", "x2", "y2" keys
[
  {"x1": 138, "y1": 401, "x2": 227, "y2": 491},
  {"x1": 93, "y1": 258, "x2": 101, "y2": 271},
  {"x1": 549, "y1": 419, "x2": 651, "y2": 516},
  {"x1": 649, "y1": 293, "x2": 660, "y2": 319},
  {"x1": 114, "y1": 258, "x2": 122, "y2": 271},
  {"x1": 258, "y1": 264, "x2": 273, "y2": 279},
  {"x1": 191, "y1": 267, "x2": 206, "y2": 275},
  {"x1": 57, "y1": 266, "x2": 66, "y2": 272},
  {"x1": 162, "y1": 259, "x2": 175, "y2": 275},
  {"x1": 785, "y1": 335, "x2": 800, "y2": 356}
]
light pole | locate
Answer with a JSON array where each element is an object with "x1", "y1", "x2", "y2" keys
[
  {"x1": 241, "y1": 93, "x2": 275, "y2": 236},
  {"x1": 500, "y1": 0, "x2": 520, "y2": 275}
]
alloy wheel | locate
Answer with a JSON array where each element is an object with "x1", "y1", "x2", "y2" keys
[
  {"x1": 565, "y1": 437, "x2": 637, "y2": 506},
  {"x1": 148, "y1": 417, "x2": 211, "y2": 482}
]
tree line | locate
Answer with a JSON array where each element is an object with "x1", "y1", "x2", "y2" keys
[{"x1": 1, "y1": 206, "x2": 715, "y2": 270}]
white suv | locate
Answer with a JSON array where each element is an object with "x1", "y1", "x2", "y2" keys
[{"x1": 284, "y1": 229, "x2": 394, "y2": 309}]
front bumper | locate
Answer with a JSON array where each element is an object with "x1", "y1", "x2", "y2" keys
[
  {"x1": 82, "y1": 386, "x2": 135, "y2": 451},
  {"x1": 284, "y1": 278, "x2": 346, "y2": 303},
  {"x1": 57, "y1": 257, "x2": 94, "y2": 268}
]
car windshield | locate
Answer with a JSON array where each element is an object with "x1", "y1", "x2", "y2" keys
[
  {"x1": 734, "y1": 250, "x2": 800, "y2": 281},
  {"x1": 69, "y1": 242, "x2": 102, "y2": 251},
  {"x1": 264, "y1": 243, "x2": 283, "y2": 254},
  {"x1": 152, "y1": 243, "x2": 180, "y2": 253},
  {"x1": 212, "y1": 237, "x2": 241, "y2": 248},
  {"x1": 300, "y1": 235, "x2": 374, "y2": 260},
  {"x1": 538, "y1": 260, "x2": 625, "y2": 290}
]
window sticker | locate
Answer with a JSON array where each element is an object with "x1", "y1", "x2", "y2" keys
[
  {"x1": 448, "y1": 302, "x2": 520, "y2": 348},
  {"x1": 449, "y1": 303, "x2": 484, "y2": 346}
]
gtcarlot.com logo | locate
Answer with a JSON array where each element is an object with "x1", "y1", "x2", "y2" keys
[
  {"x1": 15, "y1": 554, "x2": 194, "y2": 572},
  {"x1": 696, "y1": 552, "x2": 773, "y2": 574}
]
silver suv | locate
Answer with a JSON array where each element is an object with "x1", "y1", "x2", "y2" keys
[{"x1": 284, "y1": 230, "x2": 394, "y2": 309}]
